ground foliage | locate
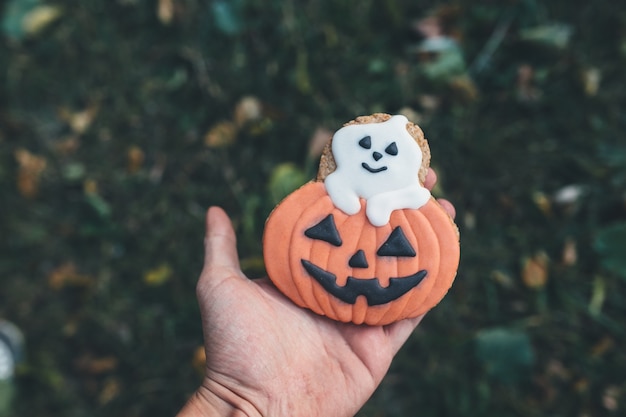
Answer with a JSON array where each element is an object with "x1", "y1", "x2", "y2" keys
[{"x1": 1, "y1": 0, "x2": 626, "y2": 416}]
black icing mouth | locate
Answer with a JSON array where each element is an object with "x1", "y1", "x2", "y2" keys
[
  {"x1": 362, "y1": 162, "x2": 388, "y2": 173},
  {"x1": 301, "y1": 259, "x2": 427, "y2": 306}
]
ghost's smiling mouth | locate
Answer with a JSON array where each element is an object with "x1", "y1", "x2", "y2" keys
[{"x1": 362, "y1": 163, "x2": 387, "y2": 173}]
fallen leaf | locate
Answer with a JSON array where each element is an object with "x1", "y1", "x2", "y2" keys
[
  {"x1": 53, "y1": 136, "x2": 80, "y2": 155},
  {"x1": 99, "y1": 377, "x2": 121, "y2": 405},
  {"x1": 192, "y1": 346, "x2": 206, "y2": 374},
  {"x1": 591, "y1": 336, "x2": 614, "y2": 357},
  {"x1": 602, "y1": 386, "x2": 620, "y2": 411},
  {"x1": 48, "y1": 262, "x2": 94, "y2": 290},
  {"x1": 204, "y1": 121, "x2": 237, "y2": 148},
  {"x1": 582, "y1": 67, "x2": 601, "y2": 96},
  {"x1": 143, "y1": 264, "x2": 173, "y2": 286},
  {"x1": 75, "y1": 354, "x2": 118, "y2": 374},
  {"x1": 127, "y1": 145, "x2": 145, "y2": 173},
  {"x1": 22, "y1": 5, "x2": 62, "y2": 35},
  {"x1": 522, "y1": 252, "x2": 549, "y2": 289},
  {"x1": 562, "y1": 238, "x2": 577, "y2": 266},
  {"x1": 589, "y1": 275, "x2": 606, "y2": 316},
  {"x1": 14, "y1": 148, "x2": 47, "y2": 198},
  {"x1": 157, "y1": 0, "x2": 174, "y2": 25},
  {"x1": 532, "y1": 191, "x2": 552, "y2": 216},
  {"x1": 58, "y1": 104, "x2": 99, "y2": 134},
  {"x1": 83, "y1": 179, "x2": 98, "y2": 195},
  {"x1": 233, "y1": 96, "x2": 262, "y2": 127}
]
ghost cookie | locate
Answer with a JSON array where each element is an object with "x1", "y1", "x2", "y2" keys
[{"x1": 263, "y1": 113, "x2": 460, "y2": 325}]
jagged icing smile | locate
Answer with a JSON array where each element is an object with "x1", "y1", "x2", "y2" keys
[{"x1": 301, "y1": 259, "x2": 427, "y2": 306}]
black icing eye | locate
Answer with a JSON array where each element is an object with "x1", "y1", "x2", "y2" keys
[
  {"x1": 385, "y1": 142, "x2": 398, "y2": 156},
  {"x1": 358, "y1": 136, "x2": 372, "y2": 149},
  {"x1": 377, "y1": 226, "x2": 416, "y2": 257},
  {"x1": 304, "y1": 214, "x2": 342, "y2": 246}
]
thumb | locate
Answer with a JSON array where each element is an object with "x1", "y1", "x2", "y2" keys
[{"x1": 203, "y1": 206, "x2": 241, "y2": 272}]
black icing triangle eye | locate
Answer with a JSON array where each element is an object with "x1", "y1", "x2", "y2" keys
[
  {"x1": 359, "y1": 136, "x2": 371, "y2": 149},
  {"x1": 385, "y1": 142, "x2": 398, "y2": 156},
  {"x1": 304, "y1": 214, "x2": 342, "y2": 246},
  {"x1": 377, "y1": 226, "x2": 416, "y2": 257}
]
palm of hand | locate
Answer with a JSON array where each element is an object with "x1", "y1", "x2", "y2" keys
[{"x1": 196, "y1": 207, "x2": 422, "y2": 417}]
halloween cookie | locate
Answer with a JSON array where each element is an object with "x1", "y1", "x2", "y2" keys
[{"x1": 263, "y1": 113, "x2": 460, "y2": 325}]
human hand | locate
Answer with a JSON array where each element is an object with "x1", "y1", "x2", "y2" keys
[{"x1": 178, "y1": 169, "x2": 455, "y2": 417}]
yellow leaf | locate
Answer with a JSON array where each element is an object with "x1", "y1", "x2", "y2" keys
[
  {"x1": 521, "y1": 252, "x2": 549, "y2": 289},
  {"x1": 58, "y1": 104, "x2": 99, "y2": 134},
  {"x1": 143, "y1": 264, "x2": 173, "y2": 286},
  {"x1": 22, "y1": 5, "x2": 62, "y2": 36},
  {"x1": 99, "y1": 377, "x2": 121, "y2": 405},
  {"x1": 158, "y1": 0, "x2": 175, "y2": 25},
  {"x1": 532, "y1": 191, "x2": 552, "y2": 216},
  {"x1": 127, "y1": 145, "x2": 145, "y2": 173},
  {"x1": 83, "y1": 179, "x2": 99, "y2": 195},
  {"x1": 192, "y1": 346, "x2": 206, "y2": 374},
  {"x1": 204, "y1": 121, "x2": 237, "y2": 148},
  {"x1": 14, "y1": 148, "x2": 47, "y2": 198}
]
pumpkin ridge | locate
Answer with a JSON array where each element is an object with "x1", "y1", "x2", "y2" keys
[
  {"x1": 406, "y1": 198, "x2": 457, "y2": 317},
  {"x1": 289, "y1": 191, "x2": 337, "y2": 316},
  {"x1": 374, "y1": 209, "x2": 415, "y2": 325},
  {"x1": 311, "y1": 203, "x2": 351, "y2": 322},
  {"x1": 264, "y1": 182, "x2": 326, "y2": 306}
]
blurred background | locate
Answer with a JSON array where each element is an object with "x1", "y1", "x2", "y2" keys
[{"x1": 1, "y1": 0, "x2": 626, "y2": 416}]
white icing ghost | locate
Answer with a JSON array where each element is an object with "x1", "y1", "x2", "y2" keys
[{"x1": 324, "y1": 115, "x2": 431, "y2": 227}]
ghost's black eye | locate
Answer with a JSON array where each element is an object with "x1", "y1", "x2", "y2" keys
[
  {"x1": 304, "y1": 214, "x2": 342, "y2": 246},
  {"x1": 377, "y1": 226, "x2": 416, "y2": 257},
  {"x1": 385, "y1": 142, "x2": 398, "y2": 156},
  {"x1": 358, "y1": 136, "x2": 371, "y2": 149}
]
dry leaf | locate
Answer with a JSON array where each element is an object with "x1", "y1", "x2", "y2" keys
[
  {"x1": 22, "y1": 5, "x2": 63, "y2": 36},
  {"x1": 204, "y1": 121, "x2": 237, "y2": 148},
  {"x1": 48, "y1": 262, "x2": 94, "y2": 290},
  {"x1": 234, "y1": 96, "x2": 262, "y2": 127},
  {"x1": 58, "y1": 104, "x2": 99, "y2": 134},
  {"x1": 99, "y1": 377, "x2": 121, "y2": 405},
  {"x1": 157, "y1": 0, "x2": 174, "y2": 25},
  {"x1": 192, "y1": 345, "x2": 206, "y2": 374},
  {"x1": 602, "y1": 386, "x2": 620, "y2": 411},
  {"x1": 562, "y1": 238, "x2": 577, "y2": 266},
  {"x1": 14, "y1": 148, "x2": 47, "y2": 198},
  {"x1": 491, "y1": 270, "x2": 515, "y2": 289},
  {"x1": 591, "y1": 336, "x2": 614, "y2": 358},
  {"x1": 83, "y1": 179, "x2": 98, "y2": 195},
  {"x1": 143, "y1": 264, "x2": 173, "y2": 286},
  {"x1": 532, "y1": 191, "x2": 552, "y2": 216},
  {"x1": 521, "y1": 252, "x2": 549, "y2": 289},
  {"x1": 75, "y1": 354, "x2": 119, "y2": 374},
  {"x1": 127, "y1": 145, "x2": 145, "y2": 173},
  {"x1": 582, "y1": 67, "x2": 601, "y2": 96},
  {"x1": 54, "y1": 136, "x2": 80, "y2": 155}
]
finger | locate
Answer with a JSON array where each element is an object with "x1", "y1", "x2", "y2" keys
[
  {"x1": 424, "y1": 168, "x2": 437, "y2": 191},
  {"x1": 203, "y1": 206, "x2": 240, "y2": 271},
  {"x1": 437, "y1": 198, "x2": 456, "y2": 220},
  {"x1": 383, "y1": 314, "x2": 425, "y2": 355}
]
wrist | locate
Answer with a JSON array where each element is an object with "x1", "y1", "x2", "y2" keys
[{"x1": 177, "y1": 378, "x2": 263, "y2": 417}]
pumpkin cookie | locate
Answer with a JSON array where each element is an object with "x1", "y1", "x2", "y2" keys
[{"x1": 263, "y1": 114, "x2": 459, "y2": 325}]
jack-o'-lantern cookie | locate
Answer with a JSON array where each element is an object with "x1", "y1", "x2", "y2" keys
[{"x1": 263, "y1": 113, "x2": 459, "y2": 325}]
